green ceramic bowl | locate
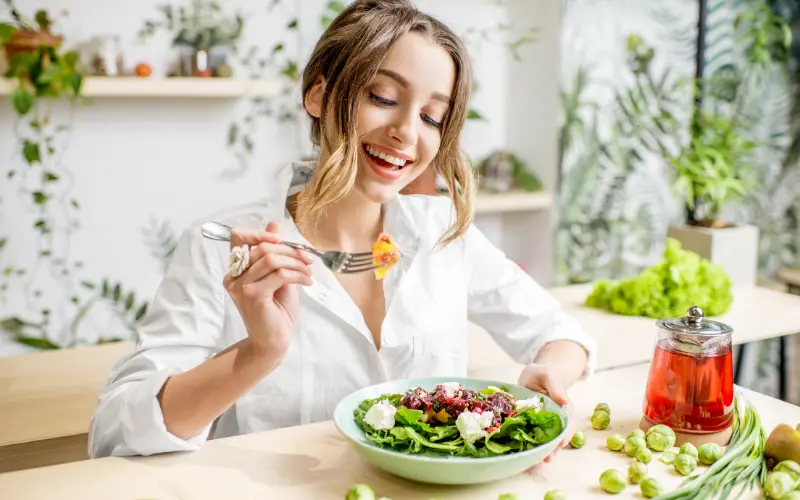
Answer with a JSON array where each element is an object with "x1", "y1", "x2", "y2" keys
[{"x1": 332, "y1": 376, "x2": 569, "y2": 485}]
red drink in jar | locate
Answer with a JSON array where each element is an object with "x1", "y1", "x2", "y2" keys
[
  {"x1": 642, "y1": 306, "x2": 735, "y2": 436},
  {"x1": 643, "y1": 342, "x2": 734, "y2": 433}
]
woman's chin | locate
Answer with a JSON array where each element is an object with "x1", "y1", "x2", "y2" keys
[{"x1": 355, "y1": 180, "x2": 405, "y2": 204}]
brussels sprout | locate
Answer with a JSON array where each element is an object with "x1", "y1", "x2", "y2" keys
[
  {"x1": 640, "y1": 477, "x2": 664, "y2": 498},
  {"x1": 625, "y1": 436, "x2": 647, "y2": 457},
  {"x1": 595, "y1": 403, "x2": 611, "y2": 415},
  {"x1": 635, "y1": 447, "x2": 653, "y2": 464},
  {"x1": 645, "y1": 424, "x2": 676, "y2": 451},
  {"x1": 765, "y1": 471, "x2": 797, "y2": 499},
  {"x1": 543, "y1": 490, "x2": 566, "y2": 500},
  {"x1": 628, "y1": 429, "x2": 645, "y2": 439},
  {"x1": 592, "y1": 410, "x2": 610, "y2": 430},
  {"x1": 659, "y1": 451, "x2": 677, "y2": 465},
  {"x1": 607, "y1": 433, "x2": 625, "y2": 452},
  {"x1": 679, "y1": 442, "x2": 698, "y2": 460},
  {"x1": 698, "y1": 442, "x2": 724, "y2": 465},
  {"x1": 599, "y1": 469, "x2": 626, "y2": 494},
  {"x1": 780, "y1": 492, "x2": 800, "y2": 500},
  {"x1": 628, "y1": 461, "x2": 648, "y2": 484},
  {"x1": 674, "y1": 453, "x2": 698, "y2": 476},
  {"x1": 773, "y1": 460, "x2": 800, "y2": 482},
  {"x1": 346, "y1": 483, "x2": 376, "y2": 500},
  {"x1": 497, "y1": 495, "x2": 518, "y2": 500},
  {"x1": 569, "y1": 430, "x2": 586, "y2": 449}
]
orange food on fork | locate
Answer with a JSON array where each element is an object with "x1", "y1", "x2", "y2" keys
[{"x1": 372, "y1": 232, "x2": 401, "y2": 280}]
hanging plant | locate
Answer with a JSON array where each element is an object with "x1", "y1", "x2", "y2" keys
[{"x1": 0, "y1": 2, "x2": 149, "y2": 351}]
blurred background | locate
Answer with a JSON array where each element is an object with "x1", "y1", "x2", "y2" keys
[{"x1": 0, "y1": 0, "x2": 799, "y2": 403}]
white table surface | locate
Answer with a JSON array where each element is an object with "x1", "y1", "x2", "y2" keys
[{"x1": 468, "y1": 284, "x2": 800, "y2": 375}]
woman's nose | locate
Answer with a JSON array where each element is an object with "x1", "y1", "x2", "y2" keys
[{"x1": 389, "y1": 108, "x2": 418, "y2": 146}]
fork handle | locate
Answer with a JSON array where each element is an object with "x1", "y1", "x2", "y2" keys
[
  {"x1": 280, "y1": 241, "x2": 324, "y2": 258},
  {"x1": 200, "y1": 222, "x2": 324, "y2": 258}
]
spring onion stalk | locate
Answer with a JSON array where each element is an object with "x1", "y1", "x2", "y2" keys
[{"x1": 654, "y1": 391, "x2": 767, "y2": 500}]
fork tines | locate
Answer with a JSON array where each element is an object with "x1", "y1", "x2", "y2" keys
[{"x1": 342, "y1": 253, "x2": 378, "y2": 273}]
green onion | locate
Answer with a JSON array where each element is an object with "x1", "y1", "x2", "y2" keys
[{"x1": 654, "y1": 393, "x2": 767, "y2": 500}]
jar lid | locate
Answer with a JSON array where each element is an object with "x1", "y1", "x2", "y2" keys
[{"x1": 656, "y1": 306, "x2": 733, "y2": 336}]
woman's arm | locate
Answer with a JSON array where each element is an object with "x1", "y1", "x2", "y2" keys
[
  {"x1": 89, "y1": 226, "x2": 229, "y2": 458},
  {"x1": 461, "y1": 224, "x2": 598, "y2": 386},
  {"x1": 532, "y1": 339, "x2": 590, "y2": 389},
  {"x1": 157, "y1": 338, "x2": 279, "y2": 440}
]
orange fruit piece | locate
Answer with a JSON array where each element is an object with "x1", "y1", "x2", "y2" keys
[
  {"x1": 135, "y1": 63, "x2": 152, "y2": 77},
  {"x1": 372, "y1": 232, "x2": 401, "y2": 280}
]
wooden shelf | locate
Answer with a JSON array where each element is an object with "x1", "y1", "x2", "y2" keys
[
  {"x1": 0, "y1": 77, "x2": 283, "y2": 99},
  {"x1": 474, "y1": 190, "x2": 553, "y2": 214}
]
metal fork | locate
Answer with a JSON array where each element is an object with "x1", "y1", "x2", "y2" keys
[{"x1": 199, "y1": 221, "x2": 378, "y2": 274}]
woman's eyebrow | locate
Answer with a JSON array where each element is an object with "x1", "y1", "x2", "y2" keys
[{"x1": 377, "y1": 68, "x2": 452, "y2": 104}]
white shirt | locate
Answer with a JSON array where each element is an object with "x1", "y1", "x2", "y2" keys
[{"x1": 88, "y1": 161, "x2": 598, "y2": 458}]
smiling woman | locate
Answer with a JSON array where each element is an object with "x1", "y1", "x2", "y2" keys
[{"x1": 88, "y1": 0, "x2": 598, "y2": 462}]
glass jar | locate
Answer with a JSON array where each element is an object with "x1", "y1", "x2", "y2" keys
[{"x1": 642, "y1": 306, "x2": 735, "y2": 434}]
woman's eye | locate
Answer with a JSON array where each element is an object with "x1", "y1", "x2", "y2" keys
[
  {"x1": 422, "y1": 115, "x2": 442, "y2": 129},
  {"x1": 369, "y1": 93, "x2": 395, "y2": 106}
]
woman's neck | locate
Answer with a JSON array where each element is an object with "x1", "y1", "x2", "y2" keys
[{"x1": 289, "y1": 188, "x2": 383, "y2": 253}]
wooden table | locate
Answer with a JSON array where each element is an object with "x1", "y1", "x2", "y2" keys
[
  {"x1": 3, "y1": 284, "x2": 800, "y2": 474},
  {"x1": 0, "y1": 341, "x2": 134, "y2": 473},
  {"x1": 1, "y1": 362, "x2": 798, "y2": 500},
  {"x1": 468, "y1": 284, "x2": 800, "y2": 375}
]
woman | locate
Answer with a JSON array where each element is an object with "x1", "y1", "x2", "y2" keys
[{"x1": 89, "y1": 0, "x2": 598, "y2": 460}]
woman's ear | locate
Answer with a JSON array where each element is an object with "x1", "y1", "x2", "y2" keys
[{"x1": 304, "y1": 76, "x2": 326, "y2": 118}]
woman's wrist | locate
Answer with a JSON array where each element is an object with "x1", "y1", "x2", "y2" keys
[
  {"x1": 533, "y1": 340, "x2": 589, "y2": 387},
  {"x1": 239, "y1": 338, "x2": 284, "y2": 368}
]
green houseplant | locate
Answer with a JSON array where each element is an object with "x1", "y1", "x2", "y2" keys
[
  {"x1": 0, "y1": 2, "x2": 83, "y2": 110},
  {"x1": 618, "y1": 4, "x2": 791, "y2": 287}
]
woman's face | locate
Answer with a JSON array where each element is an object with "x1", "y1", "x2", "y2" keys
[{"x1": 354, "y1": 32, "x2": 456, "y2": 203}]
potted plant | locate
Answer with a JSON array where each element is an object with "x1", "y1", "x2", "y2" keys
[
  {"x1": 138, "y1": 0, "x2": 244, "y2": 77},
  {"x1": 0, "y1": 1, "x2": 61, "y2": 62},
  {"x1": 664, "y1": 112, "x2": 761, "y2": 287},
  {"x1": 0, "y1": 3, "x2": 83, "y2": 106},
  {"x1": 620, "y1": 4, "x2": 790, "y2": 287}
]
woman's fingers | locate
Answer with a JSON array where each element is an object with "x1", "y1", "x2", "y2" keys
[
  {"x1": 238, "y1": 252, "x2": 313, "y2": 285},
  {"x1": 261, "y1": 268, "x2": 314, "y2": 290},
  {"x1": 229, "y1": 228, "x2": 283, "y2": 250},
  {"x1": 249, "y1": 242, "x2": 313, "y2": 266}
]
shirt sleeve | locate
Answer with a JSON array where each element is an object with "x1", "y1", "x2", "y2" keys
[
  {"x1": 88, "y1": 225, "x2": 227, "y2": 458},
  {"x1": 462, "y1": 224, "x2": 598, "y2": 378}
]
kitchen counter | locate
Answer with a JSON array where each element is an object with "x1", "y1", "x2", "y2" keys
[{"x1": 2, "y1": 362, "x2": 798, "y2": 500}]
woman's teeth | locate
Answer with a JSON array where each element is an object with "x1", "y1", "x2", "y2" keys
[{"x1": 365, "y1": 144, "x2": 408, "y2": 169}]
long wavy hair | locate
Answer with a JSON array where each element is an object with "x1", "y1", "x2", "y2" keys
[{"x1": 296, "y1": 0, "x2": 475, "y2": 247}]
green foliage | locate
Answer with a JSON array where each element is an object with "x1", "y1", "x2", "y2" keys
[
  {"x1": 621, "y1": 4, "x2": 792, "y2": 226},
  {"x1": 670, "y1": 113, "x2": 757, "y2": 224},
  {"x1": 585, "y1": 238, "x2": 733, "y2": 318},
  {"x1": 138, "y1": 0, "x2": 244, "y2": 49}
]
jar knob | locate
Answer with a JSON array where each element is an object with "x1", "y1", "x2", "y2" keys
[{"x1": 686, "y1": 306, "x2": 704, "y2": 324}]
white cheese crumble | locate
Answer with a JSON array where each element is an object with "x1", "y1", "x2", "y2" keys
[
  {"x1": 439, "y1": 382, "x2": 461, "y2": 399},
  {"x1": 515, "y1": 397, "x2": 543, "y2": 412},
  {"x1": 455, "y1": 410, "x2": 495, "y2": 443},
  {"x1": 363, "y1": 399, "x2": 397, "y2": 430}
]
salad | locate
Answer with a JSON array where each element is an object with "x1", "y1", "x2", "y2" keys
[{"x1": 353, "y1": 382, "x2": 564, "y2": 458}]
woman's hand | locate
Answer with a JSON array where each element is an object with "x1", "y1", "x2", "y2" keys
[
  {"x1": 223, "y1": 221, "x2": 314, "y2": 361},
  {"x1": 518, "y1": 363, "x2": 578, "y2": 465}
]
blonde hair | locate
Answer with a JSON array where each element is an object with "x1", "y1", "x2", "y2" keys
[{"x1": 296, "y1": 0, "x2": 475, "y2": 247}]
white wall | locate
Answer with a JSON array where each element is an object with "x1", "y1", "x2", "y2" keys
[{"x1": 0, "y1": 0, "x2": 559, "y2": 355}]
